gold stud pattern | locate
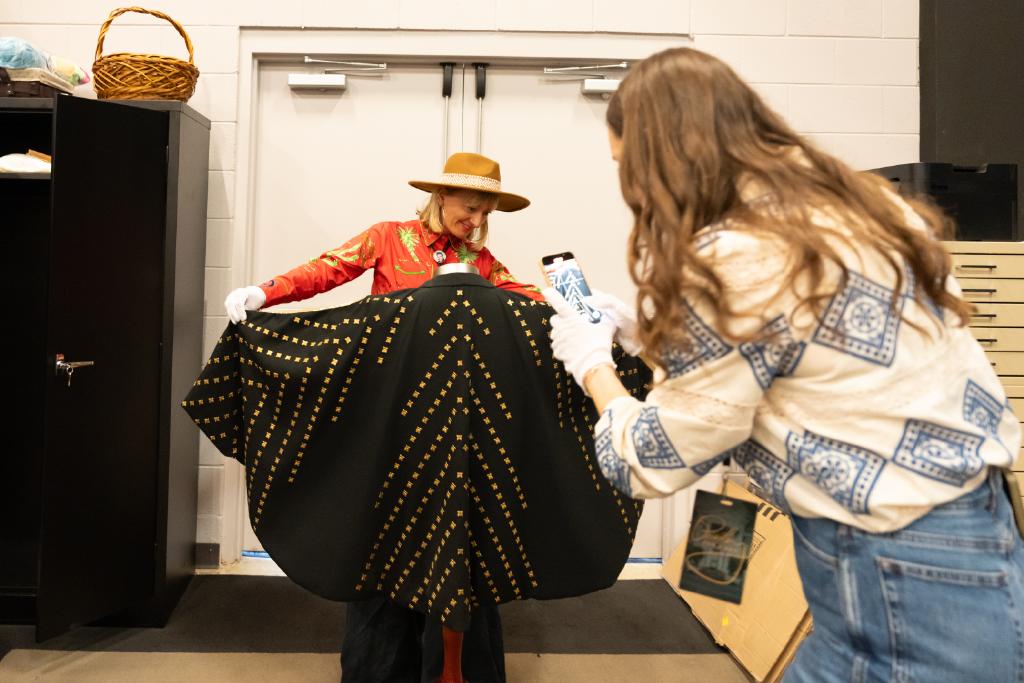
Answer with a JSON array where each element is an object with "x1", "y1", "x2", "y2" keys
[{"x1": 182, "y1": 288, "x2": 650, "y2": 630}]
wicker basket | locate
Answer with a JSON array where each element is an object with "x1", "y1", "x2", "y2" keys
[{"x1": 92, "y1": 6, "x2": 199, "y2": 101}]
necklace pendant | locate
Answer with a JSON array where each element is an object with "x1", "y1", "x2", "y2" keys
[{"x1": 433, "y1": 250, "x2": 447, "y2": 265}]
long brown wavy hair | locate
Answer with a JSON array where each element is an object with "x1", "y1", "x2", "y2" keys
[{"x1": 608, "y1": 47, "x2": 970, "y2": 373}]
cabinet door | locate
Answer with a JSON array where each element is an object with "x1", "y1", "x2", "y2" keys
[{"x1": 37, "y1": 96, "x2": 168, "y2": 641}]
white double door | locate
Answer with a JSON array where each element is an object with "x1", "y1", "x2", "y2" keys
[{"x1": 246, "y1": 59, "x2": 694, "y2": 559}]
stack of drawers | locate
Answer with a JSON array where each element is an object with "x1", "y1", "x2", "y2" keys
[{"x1": 944, "y1": 241, "x2": 1024, "y2": 477}]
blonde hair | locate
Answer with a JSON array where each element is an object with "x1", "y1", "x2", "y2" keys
[{"x1": 417, "y1": 189, "x2": 497, "y2": 251}]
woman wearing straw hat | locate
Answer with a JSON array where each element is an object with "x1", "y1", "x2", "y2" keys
[
  {"x1": 225, "y1": 152, "x2": 540, "y2": 322},
  {"x1": 225, "y1": 152, "x2": 538, "y2": 682}
]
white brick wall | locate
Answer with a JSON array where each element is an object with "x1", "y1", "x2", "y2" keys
[
  {"x1": 593, "y1": 0, "x2": 690, "y2": 34},
  {"x1": 787, "y1": 0, "x2": 883, "y2": 37},
  {"x1": 692, "y1": 0, "x2": 787, "y2": 36},
  {"x1": 205, "y1": 218, "x2": 233, "y2": 267},
  {"x1": 836, "y1": 38, "x2": 917, "y2": 85},
  {"x1": 788, "y1": 85, "x2": 884, "y2": 133},
  {"x1": 398, "y1": 0, "x2": 497, "y2": 31},
  {"x1": 883, "y1": 86, "x2": 919, "y2": 134},
  {"x1": 739, "y1": 37, "x2": 837, "y2": 83},
  {"x1": 883, "y1": 0, "x2": 919, "y2": 38},
  {"x1": 1, "y1": 0, "x2": 919, "y2": 550},
  {"x1": 495, "y1": 0, "x2": 594, "y2": 32},
  {"x1": 302, "y1": 0, "x2": 400, "y2": 29}
]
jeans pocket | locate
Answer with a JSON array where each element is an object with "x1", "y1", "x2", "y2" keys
[
  {"x1": 791, "y1": 518, "x2": 838, "y2": 570},
  {"x1": 877, "y1": 556, "x2": 1024, "y2": 683}
]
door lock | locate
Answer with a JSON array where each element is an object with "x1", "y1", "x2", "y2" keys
[{"x1": 55, "y1": 353, "x2": 95, "y2": 387}]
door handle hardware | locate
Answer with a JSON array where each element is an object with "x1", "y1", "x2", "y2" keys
[{"x1": 55, "y1": 353, "x2": 95, "y2": 387}]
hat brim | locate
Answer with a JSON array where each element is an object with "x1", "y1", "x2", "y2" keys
[{"x1": 409, "y1": 180, "x2": 530, "y2": 212}]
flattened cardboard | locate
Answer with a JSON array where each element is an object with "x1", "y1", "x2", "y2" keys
[{"x1": 663, "y1": 481, "x2": 811, "y2": 682}]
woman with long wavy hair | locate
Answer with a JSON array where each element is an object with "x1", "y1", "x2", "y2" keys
[{"x1": 546, "y1": 47, "x2": 1024, "y2": 681}]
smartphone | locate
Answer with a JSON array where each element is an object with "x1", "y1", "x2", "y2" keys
[{"x1": 541, "y1": 252, "x2": 603, "y2": 323}]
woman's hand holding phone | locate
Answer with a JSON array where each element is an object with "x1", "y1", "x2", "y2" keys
[
  {"x1": 544, "y1": 287, "x2": 617, "y2": 391},
  {"x1": 585, "y1": 290, "x2": 644, "y2": 356},
  {"x1": 540, "y1": 251, "x2": 603, "y2": 323}
]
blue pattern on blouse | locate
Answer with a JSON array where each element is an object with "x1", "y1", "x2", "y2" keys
[
  {"x1": 786, "y1": 430, "x2": 885, "y2": 514},
  {"x1": 813, "y1": 270, "x2": 903, "y2": 367}
]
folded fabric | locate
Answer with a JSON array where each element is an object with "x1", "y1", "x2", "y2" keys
[{"x1": 183, "y1": 273, "x2": 651, "y2": 630}]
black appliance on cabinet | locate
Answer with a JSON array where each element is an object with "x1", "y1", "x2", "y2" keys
[
  {"x1": 870, "y1": 162, "x2": 1019, "y2": 241},
  {"x1": 0, "y1": 95, "x2": 208, "y2": 641}
]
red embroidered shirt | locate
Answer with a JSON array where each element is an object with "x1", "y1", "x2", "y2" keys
[{"x1": 259, "y1": 220, "x2": 543, "y2": 306}]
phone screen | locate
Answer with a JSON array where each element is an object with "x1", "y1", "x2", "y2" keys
[{"x1": 542, "y1": 253, "x2": 603, "y2": 323}]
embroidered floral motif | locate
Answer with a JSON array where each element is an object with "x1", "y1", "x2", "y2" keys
[
  {"x1": 262, "y1": 221, "x2": 543, "y2": 306},
  {"x1": 456, "y1": 243, "x2": 476, "y2": 264},
  {"x1": 893, "y1": 419, "x2": 985, "y2": 487},
  {"x1": 664, "y1": 302, "x2": 733, "y2": 378},
  {"x1": 596, "y1": 411, "x2": 631, "y2": 496},
  {"x1": 963, "y1": 379, "x2": 1004, "y2": 439},
  {"x1": 397, "y1": 226, "x2": 423, "y2": 263},
  {"x1": 812, "y1": 270, "x2": 903, "y2": 366},
  {"x1": 325, "y1": 236, "x2": 375, "y2": 268},
  {"x1": 733, "y1": 439, "x2": 794, "y2": 511},
  {"x1": 490, "y1": 262, "x2": 514, "y2": 284},
  {"x1": 631, "y1": 407, "x2": 686, "y2": 469},
  {"x1": 739, "y1": 315, "x2": 806, "y2": 389},
  {"x1": 786, "y1": 430, "x2": 884, "y2": 514}
]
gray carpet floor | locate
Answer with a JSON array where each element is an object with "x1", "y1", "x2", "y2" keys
[
  {"x1": 0, "y1": 577, "x2": 753, "y2": 682},
  {"x1": 0, "y1": 576, "x2": 722, "y2": 657}
]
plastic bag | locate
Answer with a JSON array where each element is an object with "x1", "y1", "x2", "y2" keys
[
  {"x1": 0, "y1": 37, "x2": 49, "y2": 70},
  {"x1": 49, "y1": 54, "x2": 90, "y2": 85},
  {"x1": 0, "y1": 37, "x2": 91, "y2": 86}
]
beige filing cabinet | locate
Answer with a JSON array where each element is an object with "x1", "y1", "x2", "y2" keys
[{"x1": 945, "y1": 241, "x2": 1024, "y2": 484}]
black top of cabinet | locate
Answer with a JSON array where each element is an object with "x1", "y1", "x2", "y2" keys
[{"x1": 0, "y1": 95, "x2": 210, "y2": 129}]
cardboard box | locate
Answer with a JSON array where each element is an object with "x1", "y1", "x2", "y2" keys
[{"x1": 662, "y1": 481, "x2": 812, "y2": 682}]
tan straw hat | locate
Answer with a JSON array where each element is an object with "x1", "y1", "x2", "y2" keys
[{"x1": 409, "y1": 152, "x2": 530, "y2": 212}]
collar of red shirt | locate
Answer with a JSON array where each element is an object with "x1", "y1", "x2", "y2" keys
[{"x1": 415, "y1": 220, "x2": 465, "y2": 253}]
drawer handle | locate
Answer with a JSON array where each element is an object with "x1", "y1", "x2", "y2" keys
[
  {"x1": 977, "y1": 338, "x2": 998, "y2": 345},
  {"x1": 962, "y1": 288, "x2": 998, "y2": 294},
  {"x1": 958, "y1": 264, "x2": 998, "y2": 270},
  {"x1": 971, "y1": 313, "x2": 997, "y2": 319}
]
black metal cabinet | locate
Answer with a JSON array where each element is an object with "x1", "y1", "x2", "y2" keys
[{"x1": 0, "y1": 95, "x2": 208, "y2": 640}]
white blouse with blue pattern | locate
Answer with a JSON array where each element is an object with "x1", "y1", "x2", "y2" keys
[{"x1": 596, "y1": 201, "x2": 1021, "y2": 532}]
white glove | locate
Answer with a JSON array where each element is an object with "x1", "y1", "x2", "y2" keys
[
  {"x1": 585, "y1": 290, "x2": 643, "y2": 356},
  {"x1": 224, "y1": 285, "x2": 267, "y2": 324},
  {"x1": 543, "y1": 287, "x2": 616, "y2": 390}
]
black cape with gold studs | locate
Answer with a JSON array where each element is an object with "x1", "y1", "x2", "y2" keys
[{"x1": 183, "y1": 273, "x2": 650, "y2": 631}]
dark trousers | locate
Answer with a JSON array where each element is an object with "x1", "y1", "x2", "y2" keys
[{"x1": 340, "y1": 596, "x2": 506, "y2": 683}]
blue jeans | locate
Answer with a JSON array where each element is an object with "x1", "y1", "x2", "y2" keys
[{"x1": 785, "y1": 469, "x2": 1024, "y2": 683}]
